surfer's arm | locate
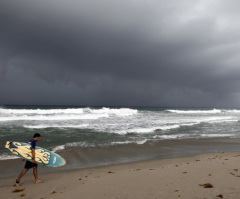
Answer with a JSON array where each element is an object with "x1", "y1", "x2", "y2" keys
[{"x1": 32, "y1": 148, "x2": 36, "y2": 163}]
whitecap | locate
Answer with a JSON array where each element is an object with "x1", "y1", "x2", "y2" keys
[
  {"x1": 51, "y1": 145, "x2": 65, "y2": 152},
  {"x1": 167, "y1": 109, "x2": 221, "y2": 114},
  {"x1": 23, "y1": 124, "x2": 89, "y2": 129},
  {"x1": 0, "y1": 154, "x2": 20, "y2": 160}
]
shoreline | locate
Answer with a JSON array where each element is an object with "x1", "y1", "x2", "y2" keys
[
  {"x1": 1, "y1": 137, "x2": 240, "y2": 179},
  {"x1": 1, "y1": 151, "x2": 240, "y2": 198}
]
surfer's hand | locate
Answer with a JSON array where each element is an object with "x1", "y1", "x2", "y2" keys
[
  {"x1": 32, "y1": 160, "x2": 36, "y2": 163},
  {"x1": 21, "y1": 159, "x2": 25, "y2": 162}
]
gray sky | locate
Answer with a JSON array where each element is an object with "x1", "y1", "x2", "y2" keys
[{"x1": 1, "y1": 0, "x2": 240, "y2": 107}]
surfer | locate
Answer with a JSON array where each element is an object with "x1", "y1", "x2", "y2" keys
[{"x1": 15, "y1": 133, "x2": 43, "y2": 186}]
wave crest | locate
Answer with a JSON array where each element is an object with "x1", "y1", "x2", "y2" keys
[
  {"x1": 0, "y1": 107, "x2": 138, "y2": 121},
  {"x1": 167, "y1": 109, "x2": 221, "y2": 114}
]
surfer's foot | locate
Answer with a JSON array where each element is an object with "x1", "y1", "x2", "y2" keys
[
  {"x1": 15, "y1": 179, "x2": 20, "y2": 187},
  {"x1": 35, "y1": 180, "x2": 43, "y2": 184}
]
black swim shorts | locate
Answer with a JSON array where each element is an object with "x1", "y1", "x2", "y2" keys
[{"x1": 24, "y1": 161, "x2": 37, "y2": 169}]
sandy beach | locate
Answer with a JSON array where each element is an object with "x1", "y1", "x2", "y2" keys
[{"x1": 1, "y1": 151, "x2": 240, "y2": 199}]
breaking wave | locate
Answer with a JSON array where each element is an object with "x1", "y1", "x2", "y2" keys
[
  {"x1": 167, "y1": 109, "x2": 221, "y2": 114},
  {"x1": 0, "y1": 107, "x2": 138, "y2": 121}
]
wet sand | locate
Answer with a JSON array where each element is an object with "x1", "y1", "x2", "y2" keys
[
  {"x1": 1, "y1": 137, "x2": 240, "y2": 179},
  {"x1": 1, "y1": 151, "x2": 240, "y2": 199}
]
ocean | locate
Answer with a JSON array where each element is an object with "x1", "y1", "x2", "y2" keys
[{"x1": 1, "y1": 106, "x2": 240, "y2": 176}]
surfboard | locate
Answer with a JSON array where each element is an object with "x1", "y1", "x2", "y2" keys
[{"x1": 5, "y1": 141, "x2": 66, "y2": 167}]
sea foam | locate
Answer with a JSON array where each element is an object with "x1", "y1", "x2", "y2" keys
[{"x1": 167, "y1": 109, "x2": 221, "y2": 114}]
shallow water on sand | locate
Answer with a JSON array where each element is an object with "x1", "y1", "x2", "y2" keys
[{"x1": 1, "y1": 137, "x2": 240, "y2": 178}]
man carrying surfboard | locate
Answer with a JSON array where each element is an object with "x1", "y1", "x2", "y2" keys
[{"x1": 15, "y1": 133, "x2": 43, "y2": 186}]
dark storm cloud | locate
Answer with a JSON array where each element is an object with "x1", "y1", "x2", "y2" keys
[{"x1": 1, "y1": 0, "x2": 240, "y2": 107}]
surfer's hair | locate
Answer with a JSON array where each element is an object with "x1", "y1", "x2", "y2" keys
[{"x1": 33, "y1": 133, "x2": 41, "y2": 138}]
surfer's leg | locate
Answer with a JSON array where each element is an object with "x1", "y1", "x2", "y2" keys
[
  {"x1": 16, "y1": 168, "x2": 29, "y2": 186},
  {"x1": 33, "y1": 165, "x2": 42, "y2": 184}
]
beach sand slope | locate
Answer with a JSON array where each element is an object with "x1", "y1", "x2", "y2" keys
[{"x1": 1, "y1": 152, "x2": 240, "y2": 199}]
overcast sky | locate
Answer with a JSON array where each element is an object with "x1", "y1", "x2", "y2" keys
[{"x1": 1, "y1": 0, "x2": 240, "y2": 108}]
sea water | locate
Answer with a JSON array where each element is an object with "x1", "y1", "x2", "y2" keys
[{"x1": 1, "y1": 106, "x2": 240, "y2": 161}]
